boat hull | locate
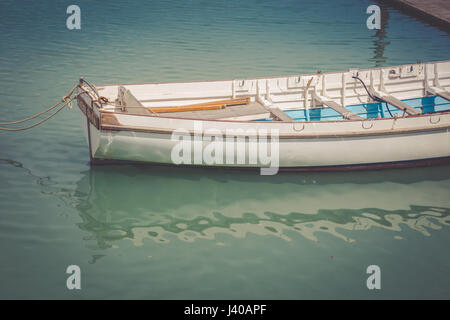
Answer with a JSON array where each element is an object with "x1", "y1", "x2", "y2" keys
[
  {"x1": 88, "y1": 156, "x2": 450, "y2": 172},
  {"x1": 76, "y1": 60, "x2": 450, "y2": 172},
  {"x1": 79, "y1": 110, "x2": 450, "y2": 172}
]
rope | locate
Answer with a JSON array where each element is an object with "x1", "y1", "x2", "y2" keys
[
  {"x1": 0, "y1": 84, "x2": 79, "y2": 131},
  {"x1": 351, "y1": 76, "x2": 376, "y2": 101},
  {"x1": 0, "y1": 101, "x2": 64, "y2": 125},
  {"x1": 352, "y1": 76, "x2": 395, "y2": 118},
  {"x1": 0, "y1": 103, "x2": 69, "y2": 131}
]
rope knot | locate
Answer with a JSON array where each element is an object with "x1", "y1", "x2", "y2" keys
[{"x1": 62, "y1": 95, "x2": 73, "y2": 109}]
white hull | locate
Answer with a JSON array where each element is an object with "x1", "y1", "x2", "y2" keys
[{"x1": 77, "y1": 60, "x2": 450, "y2": 171}]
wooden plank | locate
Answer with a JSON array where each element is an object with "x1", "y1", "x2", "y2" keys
[
  {"x1": 159, "y1": 102, "x2": 269, "y2": 120},
  {"x1": 119, "y1": 86, "x2": 153, "y2": 116},
  {"x1": 269, "y1": 108, "x2": 293, "y2": 121},
  {"x1": 323, "y1": 100, "x2": 363, "y2": 120},
  {"x1": 313, "y1": 93, "x2": 363, "y2": 120},
  {"x1": 374, "y1": 93, "x2": 421, "y2": 115},
  {"x1": 149, "y1": 104, "x2": 224, "y2": 113},
  {"x1": 436, "y1": 91, "x2": 450, "y2": 101},
  {"x1": 427, "y1": 86, "x2": 450, "y2": 101},
  {"x1": 148, "y1": 97, "x2": 250, "y2": 113}
]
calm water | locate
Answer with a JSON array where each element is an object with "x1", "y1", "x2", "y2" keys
[{"x1": 0, "y1": 0, "x2": 449, "y2": 299}]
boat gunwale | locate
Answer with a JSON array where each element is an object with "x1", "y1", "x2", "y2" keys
[
  {"x1": 98, "y1": 108, "x2": 450, "y2": 125},
  {"x1": 99, "y1": 119, "x2": 450, "y2": 139}
]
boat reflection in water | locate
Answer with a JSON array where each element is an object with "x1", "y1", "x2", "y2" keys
[{"x1": 72, "y1": 165, "x2": 450, "y2": 249}]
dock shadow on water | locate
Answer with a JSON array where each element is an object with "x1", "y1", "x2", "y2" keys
[{"x1": 68, "y1": 164, "x2": 450, "y2": 249}]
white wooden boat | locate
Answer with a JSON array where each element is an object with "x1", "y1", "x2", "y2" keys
[{"x1": 76, "y1": 60, "x2": 450, "y2": 174}]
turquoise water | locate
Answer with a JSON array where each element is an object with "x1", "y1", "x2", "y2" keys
[{"x1": 0, "y1": 0, "x2": 449, "y2": 299}]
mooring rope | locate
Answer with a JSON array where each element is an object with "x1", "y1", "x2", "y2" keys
[{"x1": 0, "y1": 84, "x2": 79, "y2": 131}]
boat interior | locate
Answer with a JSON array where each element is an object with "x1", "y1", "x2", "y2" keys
[{"x1": 92, "y1": 61, "x2": 450, "y2": 122}]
